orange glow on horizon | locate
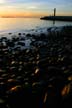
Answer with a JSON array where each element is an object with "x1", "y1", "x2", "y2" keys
[
  {"x1": 0, "y1": 7, "x2": 72, "y2": 18},
  {"x1": 0, "y1": 11, "x2": 72, "y2": 18},
  {"x1": 0, "y1": 10, "x2": 49, "y2": 18}
]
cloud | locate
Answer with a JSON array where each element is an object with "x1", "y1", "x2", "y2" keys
[{"x1": 27, "y1": 6, "x2": 37, "y2": 9}]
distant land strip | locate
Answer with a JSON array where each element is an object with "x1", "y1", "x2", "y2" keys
[{"x1": 40, "y1": 16, "x2": 72, "y2": 21}]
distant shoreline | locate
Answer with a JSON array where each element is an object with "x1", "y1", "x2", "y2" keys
[{"x1": 40, "y1": 16, "x2": 72, "y2": 21}]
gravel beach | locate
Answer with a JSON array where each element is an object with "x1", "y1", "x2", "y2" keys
[{"x1": 0, "y1": 25, "x2": 72, "y2": 108}]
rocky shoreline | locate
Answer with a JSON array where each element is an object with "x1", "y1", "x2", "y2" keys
[{"x1": 0, "y1": 25, "x2": 72, "y2": 108}]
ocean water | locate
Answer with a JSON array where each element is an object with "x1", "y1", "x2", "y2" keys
[{"x1": 0, "y1": 18, "x2": 72, "y2": 35}]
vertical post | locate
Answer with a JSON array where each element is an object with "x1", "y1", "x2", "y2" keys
[
  {"x1": 54, "y1": 8, "x2": 56, "y2": 17},
  {"x1": 53, "y1": 8, "x2": 56, "y2": 25}
]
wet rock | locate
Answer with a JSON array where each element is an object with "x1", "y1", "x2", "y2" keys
[
  {"x1": 17, "y1": 41, "x2": 25, "y2": 46},
  {"x1": 18, "y1": 33, "x2": 21, "y2": 36}
]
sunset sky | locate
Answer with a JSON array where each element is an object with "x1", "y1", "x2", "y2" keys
[{"x1": 0, "y1": 0, "x2": 72, "y2": 17}]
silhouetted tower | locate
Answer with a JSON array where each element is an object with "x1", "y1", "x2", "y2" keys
[{"x1": 54, "y1": 8, "x2": 56, "y2": 17}]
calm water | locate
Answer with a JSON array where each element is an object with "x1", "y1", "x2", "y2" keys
[{"x1": 0, "y1": 18, "x2": 72, "y2": 34}]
